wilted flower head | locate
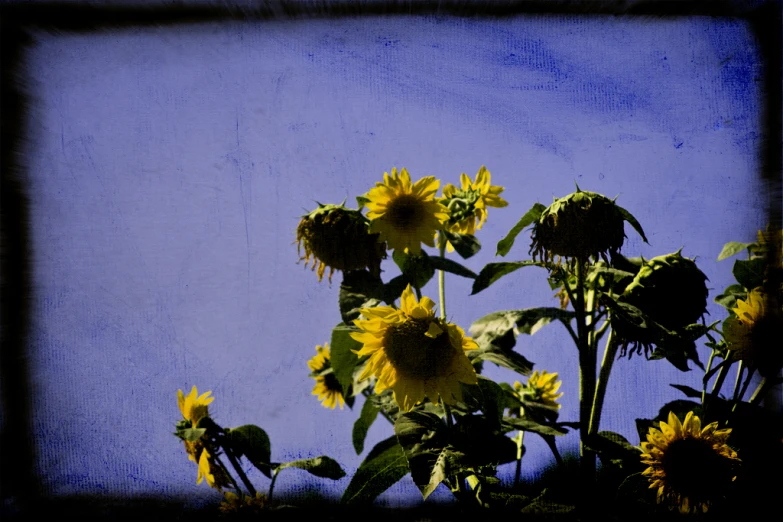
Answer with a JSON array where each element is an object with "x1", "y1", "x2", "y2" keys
[
  {"x1": 296, "y1": 203, "x2": 386, "y2": 283},
  {"x1": 613, "y1": 251, "x2": 708, "y2": 357}
]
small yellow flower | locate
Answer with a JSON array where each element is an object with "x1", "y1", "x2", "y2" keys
[
  {"x1": 177, "y1": 385, "x2": 214, "y2": 426},
  {"x1": 350, "y1": 284, "x2": 478, "y2": 411},
  {"x1": 513, "y1": 370, "x2": 563, "y2": 410},
  {"x1": 364, "y1": 167, "x2": 449, "y2": 255},
  {"x1": 307, "y1": 343, "x2": 345, "y2": 410},
  {"x1": 196, "y1": 447, "x2": 229, "y2": 490},
  {"x1": 440, "y1": 166, "x2": 507, "y2": 249},
  {"x1": 640, "y1": 411, "x2": 739, "y2": 514}
]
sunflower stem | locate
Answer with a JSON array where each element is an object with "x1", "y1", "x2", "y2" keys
[
  {"x1": 441, "y1": 400, "x2": 463, "y2": 496},
  {"x1": 221, "y1": 438, "x2": 257, "y2": 496},
  {"x1": 268, "y1": 468, "x2": 280, "y2": 503},
  {"x1": 735, "y1": 367, "x2": 755, "y2": 406},
  {"x1": 513, "y1": 408, "x2": 525, "y2": 489},
  {"x1": 702, "y1": 350, "x2": 717, "y2": 406},
  {"x1": 214, "y1": 455, "x2": 242, "y2": 495},
  {"x1": 749, "y1": 377, "x2": 769, "y2": 405},
  {"x1": 589, "y1": 329, "x2": 616, "y2": 435},
  {"x1": 731, "y1": 360, "x2": 745, "y2": 402},
  {"x1": 574, "y1": 258, "x2": 597, "y2": 492},
  {"x1": 438, "y1": 238, "x2": 447, "y2": 320}
]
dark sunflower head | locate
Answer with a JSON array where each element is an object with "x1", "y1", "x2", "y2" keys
[
  {"x1": 529, "y1": 188, "x2": 626, "y2": 266},
  {"x1": 296, "y1": 203, "x2": 387, "y2": 282},
  {"x1": 611, "y1": 251, "x2": 708, "y2": 358}
]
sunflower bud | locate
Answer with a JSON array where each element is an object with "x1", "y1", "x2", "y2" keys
[
  {"x1": 296, "y1": 203, "x2": 386, "y2": 283},
  {"x1": 529, "y1": 189, "x2": 626, "y2": 265}
]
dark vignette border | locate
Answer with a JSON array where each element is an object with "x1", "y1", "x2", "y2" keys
[{"x1": 1, "y1": 1, "x2": 780, "y2": 520}]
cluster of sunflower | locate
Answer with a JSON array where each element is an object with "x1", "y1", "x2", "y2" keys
[
  {"x1": 292, "y1": 168, "x2": 782, "y2": 517},
  {"x1": 173, "y1": 386, "x2": 346, "y2": 518}
]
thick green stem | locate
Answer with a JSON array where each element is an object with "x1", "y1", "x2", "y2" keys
[
  {"x1": 574, "y1": 259, "x2": 596, "y2": 490},
  {"x1": 749, "y1": 377, "x2": 770, "y2": 405},
  {"x1": 514, "y1": 406, "x2": 525, "y2": 489},
  {"x1": 222, "y1": 442, "x2": 257, "y2": 496},
  {"x1": 438, "y1": 239, "x2": 447, "y2": 319},
  {"x1": 702, "y1": 350, "x2": 717, "y2": 406},
  {"x1": 731, "y1": 361, "x2": 745, "y2": 402},
  {"x1": 214, "y1": 455, "x2": 242, "y2": 494},
  {"x1": 268, "y1": 468, "x2": 280, "y2": 502},
  {"x1": 589, "y1": 329, "x2": 617, "y2": 435}
]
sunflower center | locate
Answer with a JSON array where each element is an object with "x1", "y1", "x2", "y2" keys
[
  {"x1": 660, "y1": 437, "x2": 735, "y2": 500},
  {"x1": 385, "y1": 195, "x2": 424, "y2": 231},
  {"x1": 383, "y1": 318, "x2": 456, "y2": 380},
  {"x1": 322, "y1": 372, "x2": 342, "y2": 393}
]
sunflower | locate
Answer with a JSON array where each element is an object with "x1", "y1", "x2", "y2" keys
[
  {"x1": 440, "y1": 166, "x2": 508, "y2": 243},
  {"x1": 513, "y1": 370, "x2": 563, "y2": 410},
  {"x1": 177, "y1": 386, "x2": 214, "y2": 426},
  {"x1": 296, "y1": 203, "x2": 386, "y2": 283},
  {"x1": 219, "y1": 491, "x2": 268, "y2": 516},
  {"x1": 350, "y1": 284, "x2": 478, "y2": 411},
  {"x1": 364, "y1": 167, "x2": 449, "y2": 255},
  {"x1": 723, "y1": 288, "x2": 783, "y2": 378},
  {"x1": 640, "y1": 411, "x2": 740, "y2": 514},
  {"x1": 307, "y1": 343, "x2": 345, "y2": 410}
]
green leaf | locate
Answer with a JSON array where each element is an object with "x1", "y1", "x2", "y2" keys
[
  {"x1": 733, "y1": 257, "x2": 766, "y2": 290},
  {"x1": 635, "y1": 418, "x2": 655, "y2": 444},
  {"x1": 714, "y1": 283, "x2": 747, "y2": 310},
  {"x1": 394, "y1": 411, "x2": 452, "y2": 499},
  {"x1": 655, "y1": 400, "x2": 702, "y2": 423},
  {"x1": 427, "y1": 255, "x2": 477, "y2": 279},
  {"x1": 277, "y1": 456, "x2": 346, "y2": 480},
  {"x1": 341, "y1": 436, "x2": 409, "y2": 505},
  {"x1": 228, "y1": 425, "x2": 272, "y2": 478},
  {"x1": 330, "y1": 323, "x2": 363, "y2": 397},
  {"x1": 460, "y1": 376, "x2": 505, "y2": 430},
  {"x1": 584, "y1": 431, "x2": 641, "y2": 465},
  {"x1": 470, "y1": 308, "x2": 575, "y2": 340},
  {"x1": 496, "y1": 203, "x2": 547, "y2": 257},
  {"x1": 471, "y1": 261, "x2": 541, "y2": 295},
  {"x1": 393, "y1": 250, "x2": 435, "y2": 289},
  {"x1": 669, "y1": 384, "x2": 702, "y2": 399},
  {"x1": 501, "y1": 416, "x2": 568, "y2": 437},
  {"x1": 717, "y1": 241, "x2": 754, "y2": 261},
  {"x1": 339, "y1": 270, "x2": 385, "y2": 324},
  {"x1": 383, "y1": 275, "x2": 408, "y2": 304},
  {"x1": 616, "y1": 204, "x2": 649, "y2": 244},
  {"x1": 443, "y1": 230, "x2": 481, "y2": 259},
  {"x1": 353, "y1": 397, "x2": 380, "y2": 455},
  {"x1": 470, "y1": 349, "x2": 534, "y2": 376}
]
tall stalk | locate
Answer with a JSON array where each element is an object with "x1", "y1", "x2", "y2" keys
[{"x1": 573, "y1": 258, "x2": 596, "y2": 489}]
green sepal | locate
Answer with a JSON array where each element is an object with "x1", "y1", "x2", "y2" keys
[
  {"x1": 177, "y1": 427, "x2": 206, "y2": 442},
  {"x1": 616, "y1": 204, "x2": 649, "y2": 244}
]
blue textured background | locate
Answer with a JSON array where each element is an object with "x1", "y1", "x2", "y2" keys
[{"x1": 23, "y1": 15, "x2": 766, "y2": 507}]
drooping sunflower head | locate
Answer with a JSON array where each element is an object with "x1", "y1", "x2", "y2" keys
[
  {"x1": 723, "y1": 288, "x2": 783, "y2": 378},
  {"x1": 296, "y1": 203, "x2": 387, "y2": 283},
  {"x1": 513, "y1": 370, "x2": 563, "y2": 410},
  {"x1": 640, "y1": 411, "x2": 740, "y2": 514},
  {"x1": 530, "y1": 188, "x2": 626, "y2": 266},
  {"x1": 350, "y1": 284, "x2": 478, "y2": 411},
  {"x1": 307, "y1": 343, "x2": 345, "y2": 410},
  {"x1": 177, "y1": 386, "x2": 215, "y2": 426},
  {"x1": 364, "y1": 167, "x2": 449, "y2": 255},
  {"x1": 440, "y1": 165, "x2": 508, "y2": 238}
]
